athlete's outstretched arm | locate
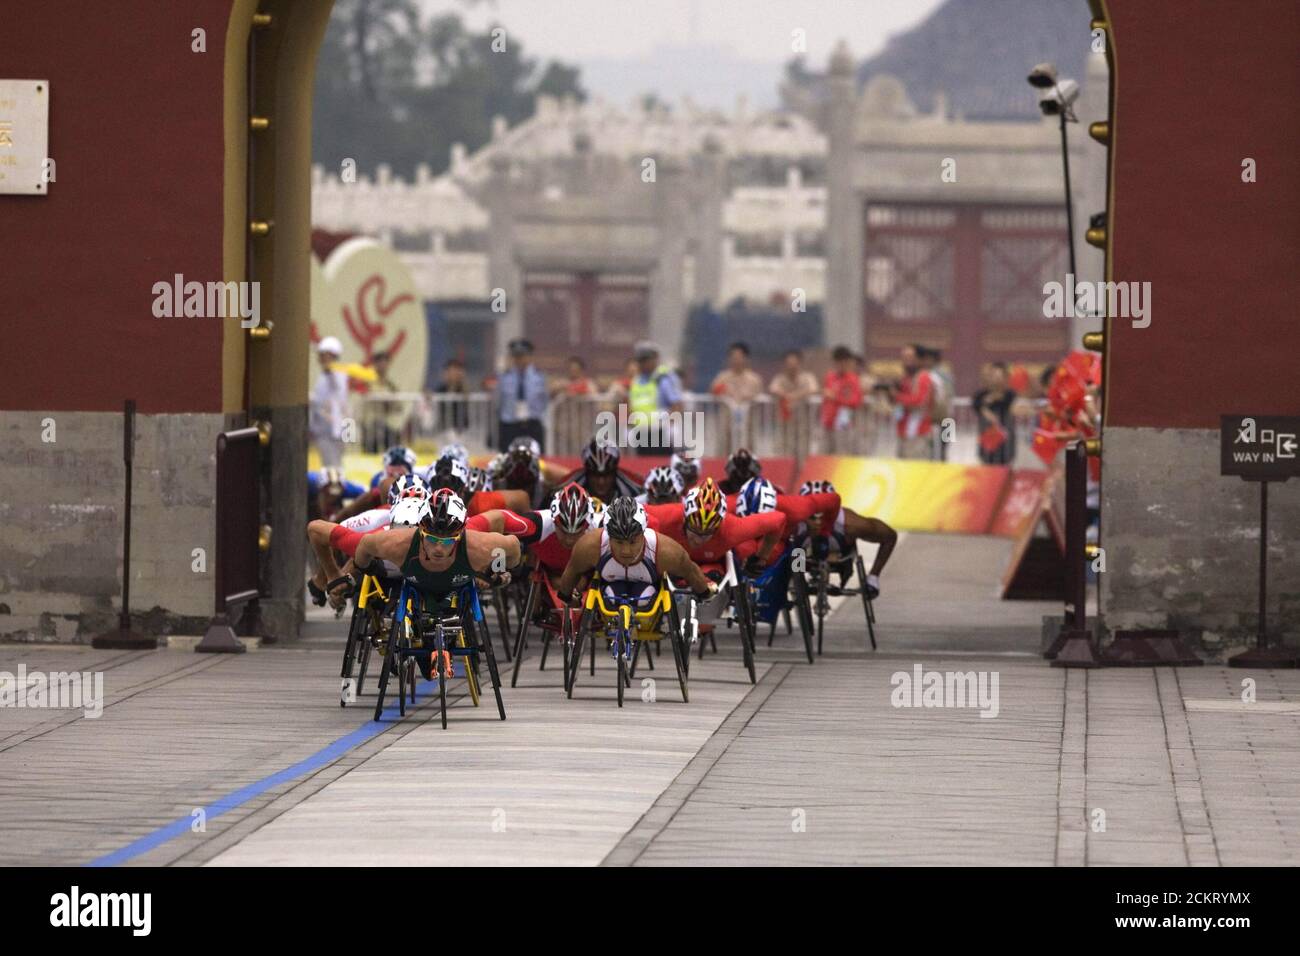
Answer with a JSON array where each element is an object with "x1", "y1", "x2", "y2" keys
[
  {"x1": 497, "y1": 489, "x2": 531, "y2": 512},
  {"x1": 843, "y1": 509, "x2": 898, "y2": 576},
  {"x1": 307, "y1": 520, "x2": 344, "y2": 584},
  {"x1": 467, "y1": 531, "x2": 522, "y2": 576},
  {"x1": 656, "y1": 535, "x2": 714, "y2": 596},
  {"x1": 466, "y1": 509, "x2": 507, "y2": 533}
]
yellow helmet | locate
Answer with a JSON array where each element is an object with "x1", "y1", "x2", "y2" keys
[{"x1": 683, "y1": 477, "x2": 726, "y2": 535}]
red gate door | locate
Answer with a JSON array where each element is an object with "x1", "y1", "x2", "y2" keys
[
  {"x1": 863, "y1": 202, "x2": 1069, "y2": 392},
  {"x1": 524, "y1": 272, "x2": 649, "y2": 378}
]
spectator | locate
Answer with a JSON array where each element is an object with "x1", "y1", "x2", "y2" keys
[
  {"x1": 711, "y1": 342, "x2": 764, "y2": 404},
  {"x1": 309, "y1": 337, "x2": 352, "y2": 467},
  {"x1": 893, "y1": 344, "x2": 934, "y2": 460},
  {"x1": 972, "y1": 362, "x2": 1018, "y2": 465},
  {"x1": 711, "y1": 342, "x2": 764, "y2": 449},
  {"x1": 769, "y1": 349, "x2": 820, "y2": 458},
  {"x1": 768, "y1": 349, "x2": 819, "y2": 407},
  {"x1": 919, "y1": 346, "x2": 954, "y2": 460},
  {"x1": 552, "y1": 356, "x2": 597, "y2": 398},
  {"x1": 360, "y1": 350, "x2": 406, "y2": 452},
  {"x1": 495, "y1": 338, "x2": 548, "y2": 453},
  {"x1": 551, "y1": 356, "x2": 597, "y2": 453},
  {"x1": 628, "y1": 340, "x2": 685, "y2": 456},
  {"x1": 821, "y1": 346, "x2": 864, "y2": 453},
  {"x1": 432, "y1": 357, "x2": 470, "y2": 435}
]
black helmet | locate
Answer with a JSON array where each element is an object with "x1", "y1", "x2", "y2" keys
[
  {"x1": 430, "y1": 454, "x2": 470, "y2": 496},
  {"x1": 421, "y1": 488, "x2": 468, "y2": 538},
  {"x1": 384, "y1": 446, "x2": 418, "y2": 473},
  {"x1": 507, "y1": 435, "x2": 541, "y2": 458},
  {"x1": 725, "y1": 448, "x2": 761, "y2": 482},
  {"x1": 501, "y1": 446, "x2": 539, "y2": 488},
  {"x1": 603, "y1": 496, "x2": 647, "y2": 541},
  {"x1": 583, "y1": 438, "x2": 620, "y2": 475}
]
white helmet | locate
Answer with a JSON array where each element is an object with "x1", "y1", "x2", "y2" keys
[
  {"x1": 735, "y1": 476, "x2": 778, "y2": 517},
  {"x1": 389, "y1": 473, "x2": 430, "y2": 505},
  {"x1": 389, "y1": 497, "x2": 430, "y2": 529}
]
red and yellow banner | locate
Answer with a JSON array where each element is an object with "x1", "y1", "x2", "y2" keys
[{"x1": 794, "y1": 456, "x2": 1013, "y2": 534}]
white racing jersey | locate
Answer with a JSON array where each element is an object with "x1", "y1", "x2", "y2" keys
[
  {"x1": 595, "y1": 529, "x2": 660, "y2": 608},
  {"x1": 341, "y1": 507, "x2": 401, "y2": 576}
]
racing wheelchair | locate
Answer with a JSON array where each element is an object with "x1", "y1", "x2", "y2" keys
[
  {"x1": 509, "y1": 565, "x2": 580, "y2": 688},
  {"x1": 801, "y1": 536, "x2": 878, "y2": 654},
  {"x1": 565, "y1": 582, "x2": 690, "y2": 707},
  {"x1": 674, "y1": 551, "x2": 759, "y2": 684},
  {"x1": 370, "y1": 574, "x2": 508, "y2": 728},
  {"x1": 745, "y1": 544, "x2": 816, "y2": 664}
]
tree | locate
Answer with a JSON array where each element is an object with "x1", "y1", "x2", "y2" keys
[{"x1": 313, "y1": 5, "x2": 586, "y2": 179}]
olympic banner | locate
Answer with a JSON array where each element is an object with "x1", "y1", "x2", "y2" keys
[
  {"x1": 793, "y1": 457, "x2": 1013, "y2": 534},
  {"x1": 309, "y1": 237, "x2": 428, "y2": 394}
]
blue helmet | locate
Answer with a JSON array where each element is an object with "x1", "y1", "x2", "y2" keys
[{"x1": 735, "y1": 476, "x2": 778, "y2": 517}]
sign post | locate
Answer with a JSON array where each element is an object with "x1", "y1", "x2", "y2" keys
[
  {"x1": 91, "y1": 401, "x2": 157, "y2": 650},
  {"x1": 1221, "y1": 415, "x2": 1300, "y2": 668}
]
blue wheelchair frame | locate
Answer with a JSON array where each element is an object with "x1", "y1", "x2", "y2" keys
[{"x1": 373, "y1": 577, "x2": 507, "y2": 728}]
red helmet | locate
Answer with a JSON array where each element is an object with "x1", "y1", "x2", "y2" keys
[{"x1": 550, "y1": 483, "x2": 593, "y2": 534}]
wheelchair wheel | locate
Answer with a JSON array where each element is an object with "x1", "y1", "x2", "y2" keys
[
  {"x1": 729, "y1": 585, "x2": 757, "y2": 683},
  {"x1": 475, "y1": 609, "x2": 507, "y2": 721},
  {"x1": 397, "y1": 650, "x2": 407, "y2": 717},
  {"x1": 458, "y1": 627, "x2": 481, "y2": 707},
  {"x1": 789, "y1": 572, "x2": 816, "y2": 664},
  {"x1": 340, "y1": 602, "x2": 366, "y2": 707},
  {"x1": 373, "y1": 615, "x2": 406, "y2": 721},
  {"x1": 509, "y1": 578, "x2": 538, "y2": 688},
  {"x1": 666, "y1": 597, "x2": 690, "y2": 703},
  {"x1": 357, "y1": 626, "x2": 373, "y2": 694},
  {"x1": 432, "y1": 624, "x2": 448, "y2": 730},
  {"x1": 341, "y1": 600, "x2": 364, "y2": 679},
  {"x1": 815, "y1": 570, "x2": 829, "y2": 656},
  {"x1": 493, "y1": 590, "x2": 513, "y2": 663},
  {"x1": 616, "y1": 636, "x2": 626, "y2": 709},
  {"x1": 567, "y1": 609, "x2": 591, "y2": 698},
  {"x1": 855, "y1": 554, "x2": 878, "y2": 650}
]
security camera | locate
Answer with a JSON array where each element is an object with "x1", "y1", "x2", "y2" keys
[
  {"x1": 1038, "y1": 78, "x2": 1080, "y2": 116},
  {"x1": 1027, "y1": 62, "x2": 1059, "y2": 89}
]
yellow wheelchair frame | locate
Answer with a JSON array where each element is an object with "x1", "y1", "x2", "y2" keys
[{"x1": 565, "y1": 584, "x2": 690, "y2": 706}]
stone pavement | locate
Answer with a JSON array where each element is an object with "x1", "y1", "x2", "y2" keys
[{"x1": 1, "y1": 533, "x2": 1297, "y2": 866}]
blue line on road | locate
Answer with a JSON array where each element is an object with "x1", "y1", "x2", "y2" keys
[{"x1": 87, "y1": 675, "x2": 442, "y2": 867}]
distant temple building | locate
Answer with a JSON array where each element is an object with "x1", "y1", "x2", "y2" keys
[{"x1": 313, "y1": 38, "x2": 1107, "y2": 392}]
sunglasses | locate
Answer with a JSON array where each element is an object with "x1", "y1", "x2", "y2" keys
[{"x1": 420, "y1": 530, "x2": 461, "y2": 547}]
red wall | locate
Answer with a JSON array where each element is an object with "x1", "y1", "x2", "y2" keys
[
  {"x1": 1105, "y1": 0, "x2": 1300, "y2": 428},
  {"x1": 0, "y1": 2, "x2": 235, "y2": 413}
]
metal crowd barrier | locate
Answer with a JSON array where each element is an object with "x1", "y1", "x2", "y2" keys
[{"x1": 351, "y1": 390, "x2": 1043, "y2": 466}]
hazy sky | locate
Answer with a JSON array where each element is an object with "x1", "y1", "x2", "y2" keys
[{"x1": 417, "y1": 0, "x2": 947, "y2": 106}]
